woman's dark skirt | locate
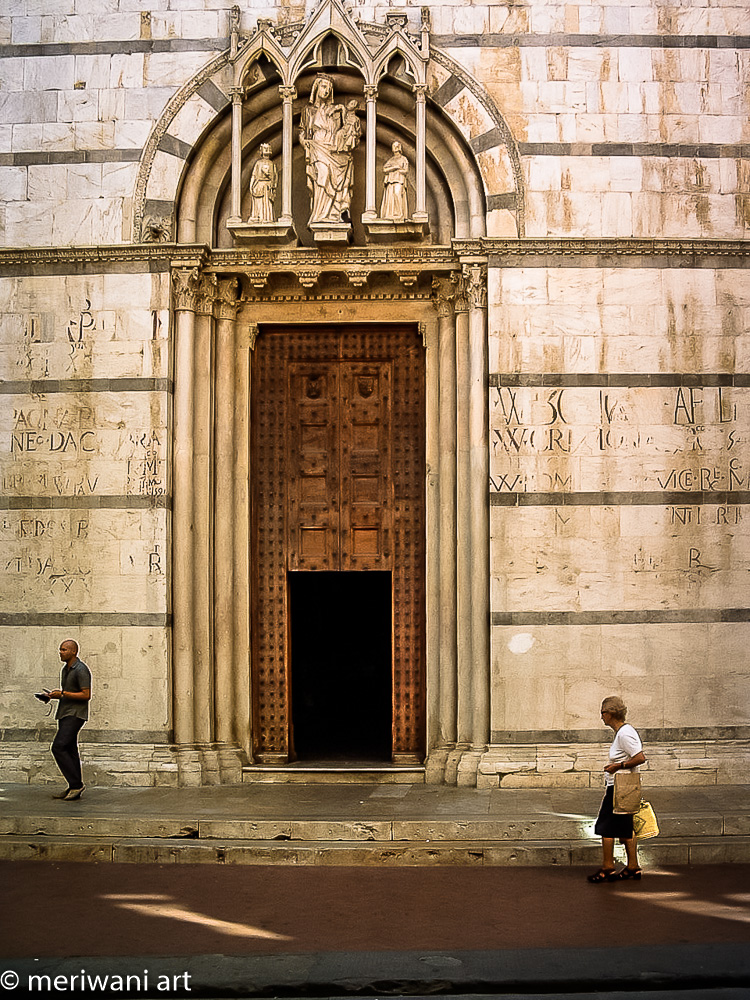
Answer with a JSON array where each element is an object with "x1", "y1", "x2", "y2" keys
[{"x1": 594, "y1": 784, "x2": 634, "y2": 840}]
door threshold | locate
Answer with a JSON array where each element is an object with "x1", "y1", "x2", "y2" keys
[{"x1": 242, "y1": 763, "x2": 425, "y2": 784}]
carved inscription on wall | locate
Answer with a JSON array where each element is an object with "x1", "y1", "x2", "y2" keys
[
  {"x1": 3, "y1": 395, "x2": 168, "y2": 497},
  {"x1": 490, "y1": 386, "x2": 747, "y2": 495},
  {"x1": 0, "y1": 277, "x2": 169, "y2": 382},
  {"x1": 0, "y1": 510, "x2": 167, "y2": 613}
]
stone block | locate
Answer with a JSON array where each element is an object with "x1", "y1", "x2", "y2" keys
[
  {"x1": 199, "y1": 820, "x2": 292, "y2": 840},
  {"x1": 657, "y1": 816, "x2": 723, "y2": 838},
  {"x1": 499, "y1": 772, "x2": 591, "y2": 789},
  {"x1": 484, "y1": 842, "x2": 573, "y2": 866},
  {"x1": 224, "y1": 844, "x2": 316, "y2": 865},
  {"x1": 688, "y1": 839, "x2": 750, "y2": 864},
  {"x1": 0, "y1": 839, "x2": 113, "y2": 863},
  {"x1": 315, "y1": 843, "x2": 484, "y2": 866},
  {"x1": 635, "y1": 841, "x2": 690, "y2": 866},
  {"x1": 292, "y1": 821, "x2": 391, "y2": 842},
  {"x1": 11, "y1": 17, "x2": 43, "y2": 45}
]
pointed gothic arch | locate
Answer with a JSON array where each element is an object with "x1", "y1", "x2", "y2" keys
[{"x1": 132, "y1": 6, "x2": 524, "y2": 244}]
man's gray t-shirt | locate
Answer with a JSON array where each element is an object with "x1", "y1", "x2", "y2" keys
[{"x1": 56, "y1": 659, "x2": 92, "y2": 721}]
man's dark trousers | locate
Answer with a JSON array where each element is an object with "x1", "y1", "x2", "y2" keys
[{"x1": 52, "y1": 716, "x2": 85, "y2": 789}]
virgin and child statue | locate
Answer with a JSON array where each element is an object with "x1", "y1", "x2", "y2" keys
[{"x1": 299, "y1": 75, "x2": 361, "y2": 227}]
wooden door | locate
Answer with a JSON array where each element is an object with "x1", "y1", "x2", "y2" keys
[
  {"x1": 251, "y1": 325, "x2": 424, "y2": 764},
  {"x1": 288, "y1": 361, "x2": 392, "y2": 572}
]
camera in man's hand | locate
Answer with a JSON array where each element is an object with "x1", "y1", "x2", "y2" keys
[{"x1": 34, "y1": 689, "x2": 51, "y2": 703}]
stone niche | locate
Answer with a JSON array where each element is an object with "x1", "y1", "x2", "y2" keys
[{"x1": 222, "y1": 0, "x2": 432, "y2": 248}]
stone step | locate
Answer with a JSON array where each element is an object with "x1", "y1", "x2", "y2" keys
[
  {"x1": 1, "y1": 835, "x2": 749, "y2": 866},
  {"x1": 1, "y1": 812, "x2": 746, "y2": 841},
  {"x1": 241, "y1": 765, "x2": 425, "y2": 784}
]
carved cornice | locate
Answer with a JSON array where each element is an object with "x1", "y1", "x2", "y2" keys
[
  {"x1": 239, "y1": 289, "x2": 433, "y2": 305},
  {"x1": 465, "y1": 238, "x2": 750, "y2": 259},
  {"x1": 0, "y1": 245, "x2": 210, "y2": 272},
  {"x1": 1, "y1": 239, "x2": 748, "y2": 280}
]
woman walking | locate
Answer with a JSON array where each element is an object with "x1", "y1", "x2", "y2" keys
[{"x1": 588, "y1": 696, "x2": 646, "y2": 883}]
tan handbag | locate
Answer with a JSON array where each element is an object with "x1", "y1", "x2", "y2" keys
[
  {"x1": 613, "y1": 770, "x2": 642, "y2": 813},
  {"x1": 633, "y1": 799, "x2": 659, "y2": 839}
]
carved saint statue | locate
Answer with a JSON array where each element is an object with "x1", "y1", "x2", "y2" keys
[
  {"x1": 299, "y1": 75, "x2": 361, "y2": 225},
  {"x1": 379, "y1": 141, "x2": 409, "y2": 222},
  {"x1": 248, "y1": 143, "x2": 278, "y2": 223}
]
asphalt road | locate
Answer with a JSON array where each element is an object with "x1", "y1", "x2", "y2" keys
[
  {"x1": 2, "y1": 863, "x2": 749, "y2": 998},
  {"x1": 2, "y1": 862, "x2": 750, "y2": 957}
]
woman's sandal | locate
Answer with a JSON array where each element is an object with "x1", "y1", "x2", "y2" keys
[
  {"x1": 586, "y1": 868, "x2": 619, "y2": 883},
  {"x1": 618, "y1": 867, "x2": 642, "y2": 880}
]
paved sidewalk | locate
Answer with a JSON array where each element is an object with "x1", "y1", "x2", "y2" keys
[{"x1": 1, "y1": 780, "x2": 749, "y2": 866}]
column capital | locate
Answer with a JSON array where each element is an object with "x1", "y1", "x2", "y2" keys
[
  {"x1": 216, "y1": 277, "x2": 240, "y2": 321},
  {"x1": 431, "y1": 273, "x2": 459, "y2": 318},
  {"x1": 196, "y1": 272, "x2": 218, "y2": 315},
  {"x1": 412, "y1": 83, "x2": 428, "y2": 101},
  {"x1": 229, "y1": 85, "x2": 244, "y2": 102},
  {"x1": 364, "y1": 85, "x2": 378, "y2": 101},
  {"x1": 463, "y1": 262, "x2": 487, "y2": 311},
  {"x1": 172, "y1": 266, "x2": 202, "y2": 312},
  {"x1": 279, "y1": 85, "x2": 297, "y2": 102}
]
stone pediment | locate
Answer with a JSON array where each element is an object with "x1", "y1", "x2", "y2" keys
[{"x1": 231, "y1": 0, "x2": 429, "y2": 88}]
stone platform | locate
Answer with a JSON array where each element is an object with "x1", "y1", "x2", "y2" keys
[{"x1": 1, "y1": 781, "x2": 748, "y2": 867}]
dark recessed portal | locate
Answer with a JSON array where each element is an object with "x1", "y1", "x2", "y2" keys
[{"x1": 290, "y1": 572, "x2": 392, "y2": 762}]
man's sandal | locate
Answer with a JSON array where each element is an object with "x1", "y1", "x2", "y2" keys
[
  {"x1": 586, "y1": 868, "x2": 619, "y2": 883},
  {"x1": 617, "y1": 867, "x2": 642, "y2": 880}
]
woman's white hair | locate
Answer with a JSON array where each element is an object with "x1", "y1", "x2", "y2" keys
[{"x1": 601, "y1": 695, "x2": 627, "y2": 720}]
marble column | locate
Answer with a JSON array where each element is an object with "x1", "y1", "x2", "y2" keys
[
  {"x1": 363, "y1": 85, "x2": 378, "y2": 221},
  {"x1": 432, "y1": 277, "x2": 458, "y2": 751},
  {"x1": 466, "y1": 264, "x2": 490, "y2": 752},
  {"x1": 214, "y1": 278, "x2": 239, "y2": 744},
  {"x1": 279, "y1": 86, "x2": 296, "y2": 226},
  {"x1": 171, "y1": 267, "x2": 200, "y2": 744},
  {"x1": 233, "y1": 323, "x2": 256, "y2": 753},
  {"x1": 413, "y1": 84, "x2": 428, "y2": 222},
  {"x1": 229, "y1": 86, "x2": 243, "y2": 222},
  {"x1": 192, "y1": 274, "x2": 217, "y2": 744},
  {"x1": 454, "y1": 272, "x2": 472, "y2": 749}
]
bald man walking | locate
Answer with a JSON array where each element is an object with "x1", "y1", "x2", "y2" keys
[{"x1": 49, "y1": 639, "x2": 91, "y2": 800}]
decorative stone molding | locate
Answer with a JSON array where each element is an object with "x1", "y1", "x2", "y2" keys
[
  {"x1": 346, "y1": 270, "x2": 369, "y2": 288},
  {"x1": 297, "y1": 269, "x2": 321, "y2": 289},
  {"x1": 215, "y1": 278, "x2": 240, "y2": 321},
  {"x1": 4, "y1": 238, "x2": 749, "y2": 285},
  {"x1": 142, "y1": 215, "x2": 174, "y2": 244},
  {"x1": 431, "y1": 274, "x2": 457, "y2": 318},
  {"x1": 463, "y1": 263, "x2": 487, "y2": 311},
  {"x1": 247, "y1": 270, "x2": 269, "y2": 290},
  {"x1": 132, "y1": 50, "x2": 231, "y2": 244},
  {"x1": 172, "y1": 267, "x2": 203, "y2": 313},
  {"x1": 196, "y1": 273, "x2": 219, "y2": 315}
]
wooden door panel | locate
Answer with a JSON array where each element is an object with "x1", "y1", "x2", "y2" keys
[
  {"x1": 340, "y1": 362, "x2": 392, "y2": 571},
  {"x1": 287, "y1": 364, "x2": 339, "y2": 571}
]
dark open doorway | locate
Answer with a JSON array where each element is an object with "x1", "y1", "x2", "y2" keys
[{"x1": 289, "y1": 572, "x2": 392, "y2": 762}]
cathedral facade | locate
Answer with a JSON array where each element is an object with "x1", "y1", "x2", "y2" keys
[{"x1": 1, "y1": 0, "x2": 748, "y2": 787}]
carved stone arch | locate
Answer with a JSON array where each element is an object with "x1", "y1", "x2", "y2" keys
[
  {"x1": 428, "y1": 49, "x2": 525, "y2": 237},
  {"x1": 132, "y1": 10, "x2": 524, "y2": 242}
]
